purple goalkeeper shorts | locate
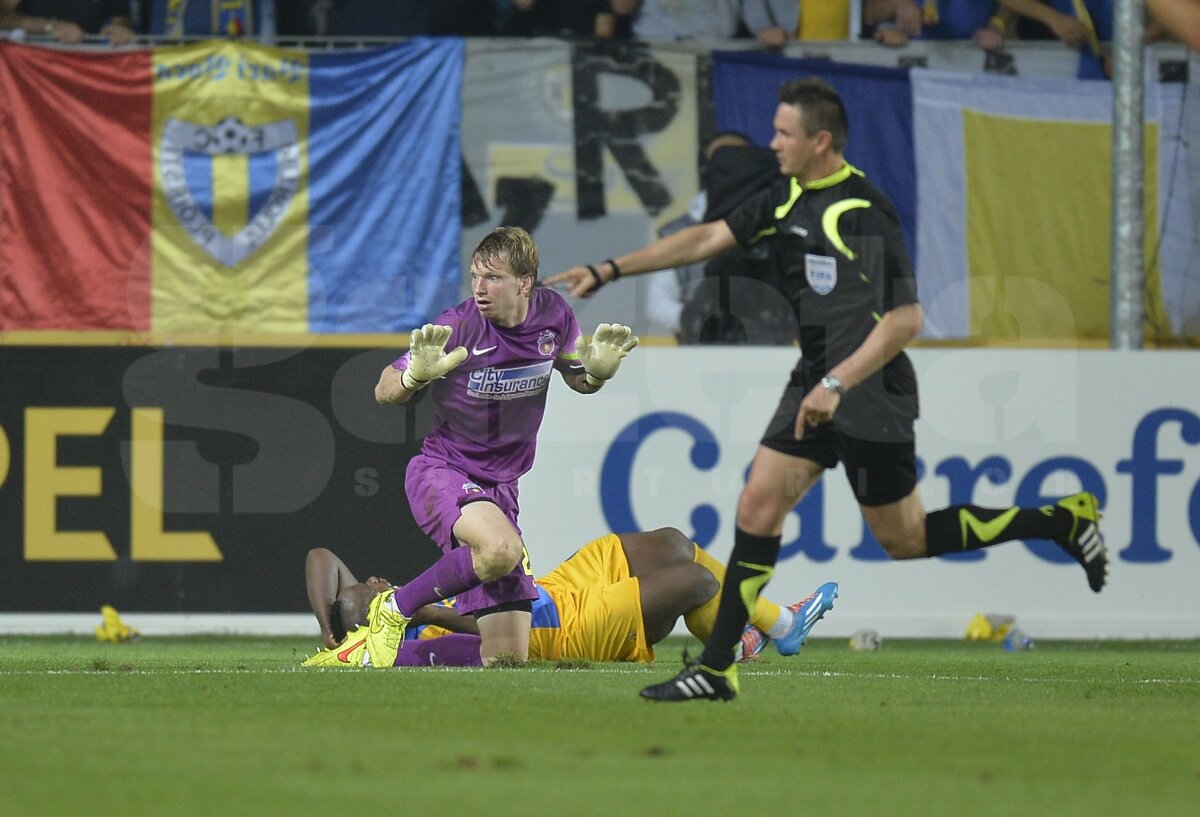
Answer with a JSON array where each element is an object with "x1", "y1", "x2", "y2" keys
[{"x1": 405, "y1": 454, "x2": 537, "y2": 615}]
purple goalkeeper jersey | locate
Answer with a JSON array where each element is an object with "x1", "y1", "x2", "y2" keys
[{"x1": 393, "y1": 287, "x2": 584, "y2": 485}]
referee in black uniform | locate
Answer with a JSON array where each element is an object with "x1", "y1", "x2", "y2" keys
[{"x1": 548, "y1": 78, "x2": 1109, "y2": 702}]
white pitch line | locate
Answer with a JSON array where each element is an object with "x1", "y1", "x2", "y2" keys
[
  {"x1": 0, "y1": 666, "x2": 1195, "y2": 684},
  {"x1": 755, "y1": 668, "x2": 1200, "y2": 685}
]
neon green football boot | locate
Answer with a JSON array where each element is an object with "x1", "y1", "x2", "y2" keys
[
  {"x1": 301, "y1": 625, "x2": 369, "y2": 668},
  {"x1": 364, "y1": 590, "x2": 411, "y2": 668}
]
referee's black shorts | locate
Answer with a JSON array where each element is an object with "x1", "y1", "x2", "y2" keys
[{"x1": 760, "y1": 372, "x2": 917, "y2": 507}]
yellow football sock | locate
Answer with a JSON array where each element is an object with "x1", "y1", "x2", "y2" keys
[
  {"x1": 750, "y1": 596, "x2": 783, "y2": 634},
  {"x1": 684, "y1": 545, "x2": 783, "y2": 641}
]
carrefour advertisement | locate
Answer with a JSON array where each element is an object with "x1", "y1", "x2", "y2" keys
[{"x1": 519, "y1": 348, "x2": 1200, "y2": 639}]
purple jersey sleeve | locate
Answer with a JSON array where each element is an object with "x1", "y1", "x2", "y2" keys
[{"x1": 555, "y1": 303, "x2": 584, "y2": 375}]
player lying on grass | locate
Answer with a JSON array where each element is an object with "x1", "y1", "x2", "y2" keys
[{"x1": 301, "y1": 527, "x2": 838, "y2": 668}]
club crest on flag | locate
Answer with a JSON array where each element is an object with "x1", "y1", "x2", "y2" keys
[{"x1": 160, "y1": 116, "x2": 300, "y2": 267}]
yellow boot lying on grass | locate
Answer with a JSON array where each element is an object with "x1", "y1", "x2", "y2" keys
[{"x1": 95, "y1": 605, "x2": 139, "y2": 643}]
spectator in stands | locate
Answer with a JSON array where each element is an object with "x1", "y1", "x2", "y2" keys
[
  {"x1": 647, "y1": 132, "x2": 751, "y2": 340},
  {"x1": 322, "y1": 0, "x2": 432, "y2": 36},
  {"x1": 144, "y1": 0, "x2": 269, "y2": 37},
  {"x1": 0, "y1": 0, "x2": 135, "y2": 44},
  {"x1": 864, "y1": 0, "x2": 921, "y2": 43},
  {"x1": 997, "y1": 0, "x2": 1109, "y2": 77},
  {"x1": 867, "y1": 0, "x2": 1013, "y2": 51},
  {"x1": 646, "y1": 191, "x2": 709, "y2": 339},
  {"x1": 500, "y1": 0, "x2": 627, "y2": 38},
  {"x1": 1000, "y1": 0, "x2": 1093, "y2": 47},
  {"x1": 275, "y1": 0, "x2": 316, "y2": 36},
  {"x1": 432, "y1": 0, "x2": 499, "y2": 35},
  {"x1": 618, "y1": 0, "x2": 745, "y2": 41},
  {"x1": 648, "y1": 132, "x2": 795, "y2": 345},
  {"x1": 1146, "y1": 0, "x2": 1200, "y2": 51},
  {"x1": 741, "y1": 0, "x2": 865, "y2": 48}
]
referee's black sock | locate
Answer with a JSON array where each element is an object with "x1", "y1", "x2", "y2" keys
[
  {"x1": 698, "y1": 527, "x2": 780, "y2": 672},
  {"x1": 924, "y1": 504, "x2": 1072, "y2": 556}
]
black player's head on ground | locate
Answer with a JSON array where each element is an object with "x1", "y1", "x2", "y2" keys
[
  {"x1": 777, "y1": 78, "x2": 848, "y2": 154},
  {"x1": 328, "y1": 599, "x2": 351, "y2": 644},
  {"x1": 330, "y1": 576, "x2": 393, "y2": 641}
]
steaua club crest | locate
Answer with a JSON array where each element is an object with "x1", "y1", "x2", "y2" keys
[
  {"x1": 537, "y1": 330, "x2": 557, "y2": 357},
  {"x1": 461, "y1": 481, "x2": 484, "y2": 495}
]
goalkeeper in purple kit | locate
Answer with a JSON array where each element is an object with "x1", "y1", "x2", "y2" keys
[{"x1": 364, "y1": 226, "x2": 638, "y2": 667}]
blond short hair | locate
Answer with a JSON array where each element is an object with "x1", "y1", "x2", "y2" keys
[{"x1": 472, "y1": 226, "x2": 539, "y2": 282}]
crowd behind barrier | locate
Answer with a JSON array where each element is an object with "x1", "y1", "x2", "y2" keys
[
  {"x1": 0, "y1": 0, "x2": 1185, "y2": 53},
  {"x1": 1, "y1": 0, "x2": 1188, "y2": 79}
]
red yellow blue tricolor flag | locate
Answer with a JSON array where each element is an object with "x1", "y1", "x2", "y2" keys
[{"x1": 0, "y1": 39, "x2": 462, "y2": 335}]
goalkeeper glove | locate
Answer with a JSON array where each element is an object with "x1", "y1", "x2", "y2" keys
[
  {"x1": 401, "y1": 324, "x2": 468, "y2": 391},
  {"x1": 579, "y1": 323, "x2": 639, "y2": 387}
]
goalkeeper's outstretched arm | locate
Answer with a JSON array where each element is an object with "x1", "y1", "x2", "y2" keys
[
  {"x1": 376, "y1": 324, "x2": 468, "y2": 405},
  {"x1": 562, "y1": 323, "x2": 640, "y2": 394}
]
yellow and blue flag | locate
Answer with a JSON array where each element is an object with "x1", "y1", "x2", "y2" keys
[
  {"x1": 913, "y1": 70, "x2": 1173, "y2": 342},
  {"x1": 709, "y1": 52, "x2": 1192, "y2": 342}
]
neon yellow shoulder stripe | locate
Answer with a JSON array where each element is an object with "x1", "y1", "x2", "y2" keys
[
  {"x1": 822, "y1": 198, "x2": 872, "y2": 260},
  {"x1": 752, "y1": 164, "x2": 865, "y2": 245},
  {"x1": 774, "y1": 177, "x2": 804, "y2": 219},
  {"x1": 805, "y1": 162, "x2": 861, "y2": 190}
]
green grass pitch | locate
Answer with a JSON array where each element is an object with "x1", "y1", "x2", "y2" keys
[{"x1": 0, "y1": 636, "x2": 1196, "y2": 817}]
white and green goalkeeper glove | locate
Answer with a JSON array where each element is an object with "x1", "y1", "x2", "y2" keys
[
  {"x1": 401, "y1": 324, "x2": 468, "y2": 391},
  {"x1": 579, "y1": 323, "x2": 639, "y2": 387}
]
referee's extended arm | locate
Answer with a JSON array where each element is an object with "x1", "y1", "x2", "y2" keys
[{"x1": 548, "y1": 220, "x2": 738, "y2": 298}]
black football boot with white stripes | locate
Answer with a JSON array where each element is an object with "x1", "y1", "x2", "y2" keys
[
  {"x1": 1054, "y1": 492, "x2": 1109, "y2": 593},
  {"x1": 640, "y1": 662, "x2": 739, "y2": 702}
]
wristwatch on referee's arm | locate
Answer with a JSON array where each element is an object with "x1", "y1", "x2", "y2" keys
[{"x1": 821, "y1": 375, "x2": 844, "y2": 396}]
